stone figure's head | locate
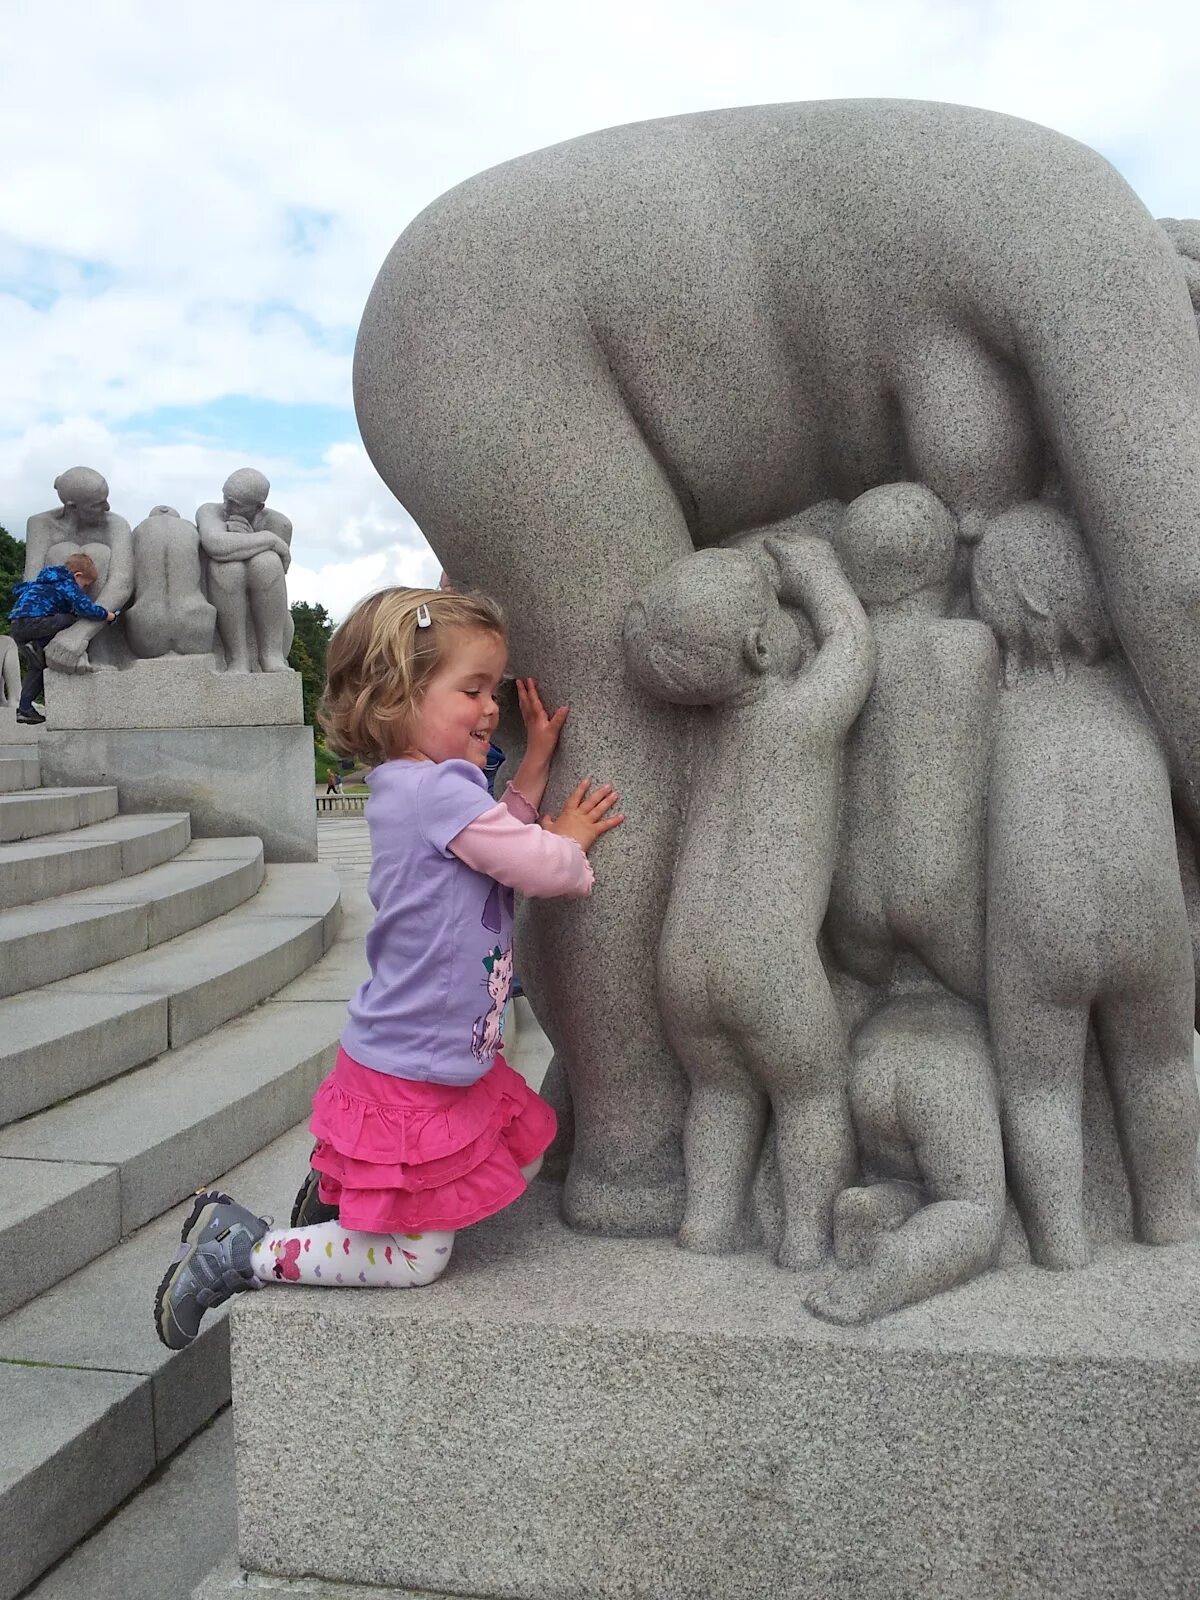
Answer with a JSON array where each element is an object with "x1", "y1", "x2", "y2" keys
[
  {"x1": 222, "y1": 468, "x2": 270, "y2": 519},
  {"x1": 972, "y1": 504, "x2": 1113, "y2": 680},
  {"x1": 623, "y1": 548, "x2": 797, "y2": 706},
  {"x1": 53, "y1": 466, "x2": 111, "y2": 526},
  {"x1": 148, "y1": 505, "x2": 180, "y2": 518},
  {"x1": 834, "y1": 484, "x2": 957, "y2": 613}
]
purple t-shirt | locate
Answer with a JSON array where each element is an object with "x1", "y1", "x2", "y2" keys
[{"x1": 341, "y1": 758, "x2": 516, "y2": 1087}]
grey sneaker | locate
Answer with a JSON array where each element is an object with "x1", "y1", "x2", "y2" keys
[
  {"x1": 289, "y1": 1164, "x2": 339, "y2": 1229},
  {"x1": 154, "y1": 1190, "x2": 271, "y2": 1350}
]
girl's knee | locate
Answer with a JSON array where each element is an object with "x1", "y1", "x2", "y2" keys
[
  {"x1": 520, "y1": 1155, "x2": 544, "y2": 1183},
  {"x1": 397, "y1": 1230, "x2": 455, "y2": 1286}
]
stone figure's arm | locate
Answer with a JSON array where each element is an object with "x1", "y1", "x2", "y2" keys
[
  {"x1": 196, "y1": 504, "x2": 283, "y2": 564},
  {"x1": 764, "y1": 536, "x2": 876, "y2": 727},
  {"x1": 22, "y1": 515, "x2": 53, "y2": 581}
]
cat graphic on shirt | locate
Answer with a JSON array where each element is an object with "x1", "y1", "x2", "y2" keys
[{"x1": 472, "y1": 944, "x2": 513, "y2": 1061}]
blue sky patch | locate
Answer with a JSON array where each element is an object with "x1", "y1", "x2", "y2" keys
[{"x1": 117, "y1": 396, "x2": 359, "y2": 466}]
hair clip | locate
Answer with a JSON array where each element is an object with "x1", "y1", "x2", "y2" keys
[{"x1": 416, "y1": 603, "x2": 432, "y2": 629}]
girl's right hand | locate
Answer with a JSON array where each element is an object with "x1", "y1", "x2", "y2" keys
[{"x1": 542, "y1": 780, "x2": 624, "y2": 853}]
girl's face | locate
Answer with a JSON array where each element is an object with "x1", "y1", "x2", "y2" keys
[{"x1": 403, "y1": 627, "x2": 506, "y2": 768}]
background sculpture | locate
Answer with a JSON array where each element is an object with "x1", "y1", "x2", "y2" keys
[
  {"x1": 24, "y1": 466, "x2": 133, "y2": 672},
  {"x1": 0, "y1": 634, "x2": 20, "y2": 708},
  {"x1": 126, "y1": 505, "x2": 217, "y2": 658},
  {"x1": 196, "y1": 468, "x2": 295, "y2": 673},
  {"x1": 354, "y1": 101, "x2": 1200, "y2": 1309}
]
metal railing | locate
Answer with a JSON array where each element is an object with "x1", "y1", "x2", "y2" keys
[{"x1": 316, "y1": 794, "x2": 367, "y2": 814}]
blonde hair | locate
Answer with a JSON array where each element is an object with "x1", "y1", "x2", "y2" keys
[
  {"x1": 63, "y1": 551, "x2": 99, "y2": 588},
  {"x1": 318, "y1": 586, "x2": 506, "y2": 765}
]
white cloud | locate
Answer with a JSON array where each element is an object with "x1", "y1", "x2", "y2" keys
[{"x1": 2, "y1": 0, "x2": 1198, "y2": 614}]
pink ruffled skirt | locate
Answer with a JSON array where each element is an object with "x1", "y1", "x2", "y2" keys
[{"x1": 308, "y1": 1047, "x2": 557, "y2": 1234}]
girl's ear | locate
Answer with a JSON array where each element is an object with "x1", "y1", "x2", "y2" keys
[{"x1": 743, "y1": 628, "x2": 771, "y2": 674}]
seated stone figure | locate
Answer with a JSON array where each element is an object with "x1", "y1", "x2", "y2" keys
[
  {"x1": 24, "y1": 466, "x2": 133, "y2": 674},
  {"x1": 976, "y1": 503, "x2": 1199, "y2": 1268},
  {"x1": 827, "y1": 483, "x2": 998, "y2": 1008},
  {"x1": 125, "y1": 506, "x2": 217, "y2": 659},
  {"x1": 623, "y1": 536, "x2": 875, "y2": 1268},
  {"x1": 805, "y1": 993, "x2": 1006, "y2": 1325},
  {"x1": 196, "y1": 468, "x2": 294, "y2": 673},
  {"x1": 0, "y1": 634, "x2": 20, "y2": 707}
]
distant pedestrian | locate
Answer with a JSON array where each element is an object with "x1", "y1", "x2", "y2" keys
[
  {"x1": 7, "y1": 553, "x2": 117, "y2": 724},
  {"x1": 325, "y1": 767, "x2": 342, "y2": 795}
]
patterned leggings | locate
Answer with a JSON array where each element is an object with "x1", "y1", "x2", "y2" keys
[{"x1": 250, "y1": 1220, "x2": 454, "y2": 1287}]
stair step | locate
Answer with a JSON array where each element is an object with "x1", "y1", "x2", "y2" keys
[
  {"x1": 0, "y1": 785, "x2": 118, "y2": 843},
  {"x1": 0, "y1": 1000, "x2": 343, "y2": 1318},
  {"x1": 0, "y1": 811, "x2": 190, "y2": 910},
  {"x1": 0, "y1": 757, "x2": 39, "y2": 794},
  {"x1": 0, "y1": 839, "x2": 265, "y2": 999},
  {"x1": 0, "y1": 1123, "x2": 315, "y2": 1600},
  {"x1": 0, "y1": 864, "x2": 340, "y2": 1126}
]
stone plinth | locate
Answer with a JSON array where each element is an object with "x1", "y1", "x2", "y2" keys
[
  {"x1": 36, "y1": 726, "x2": 316, "y2": 863},
  {"x1": 0, "y1": 708, "x2": 42, "y2": 748},
  {"x1": 45, "y1": 656, "x2": 302, "y2": 730},
  {"x1": 228, "y1": 1182, "x2": 1200, "y2": 1600}
]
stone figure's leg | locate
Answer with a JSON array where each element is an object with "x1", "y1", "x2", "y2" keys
[
  {"x1": 990, "y1": 985, "x2": 1090, "y2": 1268},
  {"x1": 1095, "y1": 986, "x2": 1200, "y2": 1245},
  {"x1": 746, "y1": 951, "x2": 855, "y2": 1270},
  {"x1": 897, "y1": 323, "x2": 1043, "y2": 542},
  {"x1": 366, "y1": 334, "x2": 696, "y2": 1237},
  {"x1": 673, "y1": 1031, "x2": 768, "y2": 1255},
  {"x1": 832, "y1": 1181, "x2": 923, "y2": 1266},
  {"x1": 164, "y1": 546, "x2": 218, "y2": 656},
  {"x1": 245, "y1": 551, "x2": 291, "y2": 672},
  {"x1": 207, "y1": 561, "x2": 253, "y2": 673}
]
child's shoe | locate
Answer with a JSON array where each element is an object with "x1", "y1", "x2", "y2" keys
[
  {"x1": 15, "y1": 708, "x2": 45, "y2": 725},
  {"x1": 154, "y1": 1190, "x2": 270, "y2": 1350},
  {"x1": 289, "y1": 1166, "x2": 339, "y2": 1229}
]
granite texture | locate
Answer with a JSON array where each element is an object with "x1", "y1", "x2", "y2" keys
[
  {"x1": 45, "y1": 653, "x2": 303, "y2": 728},
  {"x1": 23, "y1": 467, "x2": 132, "y2": 674},
  {"x1": 354, "y1": 99, "x2": 1200, "y2": 1245},
  {"x1": 230, "y1": 1183, "x2": 1200, "y2": 1600},
  {"x1": 35, "y1": 724, "x2": 317, "y2": 861},
  {"x1": 196, "y1": 469, "x2": 295, "y2": 674},
  {"x1": 126, "y1": 505, "x2": 218, "y2": 658},
  {"x1": 0, "y1": 636, "x2": 18, "y2": 708}
]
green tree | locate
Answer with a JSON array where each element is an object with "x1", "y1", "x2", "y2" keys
[
  {"x1": 288, "y1": 600, "x2": 334, "y2": 727},
  {"x1": 0, "y1": 524, "x2": 24, "y2": 621}
]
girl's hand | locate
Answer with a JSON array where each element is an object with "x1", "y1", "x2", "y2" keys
[
  {"x1": 516, "y1": 678, "x2": 568, "y2": 768},
  {"x1": 542, "y1": 780, "x2": 624, "y2": 854}
]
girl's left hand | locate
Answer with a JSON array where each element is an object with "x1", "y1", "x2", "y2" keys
[{"x1": 516, "y1": 677, "x2": 568, "y2": 765}]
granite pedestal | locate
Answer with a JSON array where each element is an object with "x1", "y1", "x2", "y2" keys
[
  {"x1": 45, "y1": 655, "x2": 302, "y2": 730},
  {"x1": 225, "y1": 1181, "x2": 1200, "y2": 1600}
]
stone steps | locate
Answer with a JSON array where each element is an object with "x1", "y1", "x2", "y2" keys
[
  {"x1": 0, "y1": 784, "x2": 118, "y2": 842},
  {"x1": 0, "y1": 1120, "x2": 316, "y2": 1600},
  {"x1": 0, "y1": 997, "x2": 342, "y2": 1320},
  {"x1": 0, "y1": 838, "x2": 266, "y2": 998},
  {"x1": 0, "y1": 862, "x2": 339, "y2": 1127},
  {"x1": 0, "y1": 811, "x2": 192, "y2": 910},
  {"x1": 0, "y1": 756, "x2": 39, "y2": 793}
]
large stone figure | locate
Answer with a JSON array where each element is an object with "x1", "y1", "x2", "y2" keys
[
  {"x1": 126, "y1": 505, "x2": 217, "y2": 658},
  {"x1": 0, "y1": 634, "x2": 20, "y2": 707},
  {"x1": 24, "y1": 467, "x2": 133, "y2": 673},
  {"x1": 354, "y1": 100, "x2": 1200, "y2": 1239},
  {"x1": 624, "y1": 537, "x2": 873, "y2": 1266},
  {"x1": 196, "y1": 469, "x2": 294, "y2": 673}
]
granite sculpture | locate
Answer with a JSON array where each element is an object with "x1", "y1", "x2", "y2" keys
[
  {"x1": 0, "y1": 635, "x2": 19, "y2": 708},
  {"x1": 353, "y1": 102, "x2": 1200, "y2": 1305},
  {"x1": 624, "y1": 538, "x2": 872, "y2": 1266},
  {"x1": 24, "y1": 467, "x2": 133, "y2": 673},
  {"x1": 125, "y1": 505, "x2": 217, "y2": 658},
  {"x1": 196, "y1": 469, "x2": 295, "y2": 674}
]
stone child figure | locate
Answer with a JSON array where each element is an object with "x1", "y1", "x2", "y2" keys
[
  {"x1": 827, "y1": 483, "x2": 998, "y2": 1006},
  {"x1": 24, "y1": 467, "x2": 133, "y2": 673},
  {"x1": 806, "y1": 993, "x2": 1006, "y2": 1325},
  {"x1": 975, "y1": 504, "x2": 1199, "y2": 1268},
  {"x1": 126, "y1": 506, "x2": 218, "y2": 659},
  {"x1": 196, "y1": 468, "x2": 294, "y2": 673},
  {"x1": 623, "y1": 537, "x2": 875, "y2": 1267}
]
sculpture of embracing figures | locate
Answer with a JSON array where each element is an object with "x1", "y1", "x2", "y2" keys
[{"x1": 352, "y1": 100, "x2": 1200, "y2": 1298}]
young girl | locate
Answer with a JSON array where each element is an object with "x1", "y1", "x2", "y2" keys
[{"x1": 155, "y1": 586, "x2": 622, "y2": 1348}]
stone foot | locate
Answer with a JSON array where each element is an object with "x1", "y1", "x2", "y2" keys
[{"x1": 562, "y1": 1166, "x2": 685, "y2": 1239}]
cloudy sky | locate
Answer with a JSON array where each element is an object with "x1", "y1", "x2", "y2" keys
[{"x1": 3, "y1": 0, "x2": 1197, "y2": 616}]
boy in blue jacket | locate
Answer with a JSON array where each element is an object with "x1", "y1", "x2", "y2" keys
[{"x1": 7, "y1": 552, "x2": 116, "y2": 724}]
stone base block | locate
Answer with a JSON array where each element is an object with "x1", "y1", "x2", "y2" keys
[
  {"x1": 36, "y1": 725, "x2": 316, "y2": 862},
  {"x1": 194, "y1": 1556, "x2": 445, "y2": 1599},
  {"x1": 228, "y1": 1184, "x2": 1200, "y2": 1600},
  {"x1": 0, "y1": 707, "x2": 42, "y2": 746},
  {"x1": 45, "y1": 655, "x2": 302, "y2": 729}
]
